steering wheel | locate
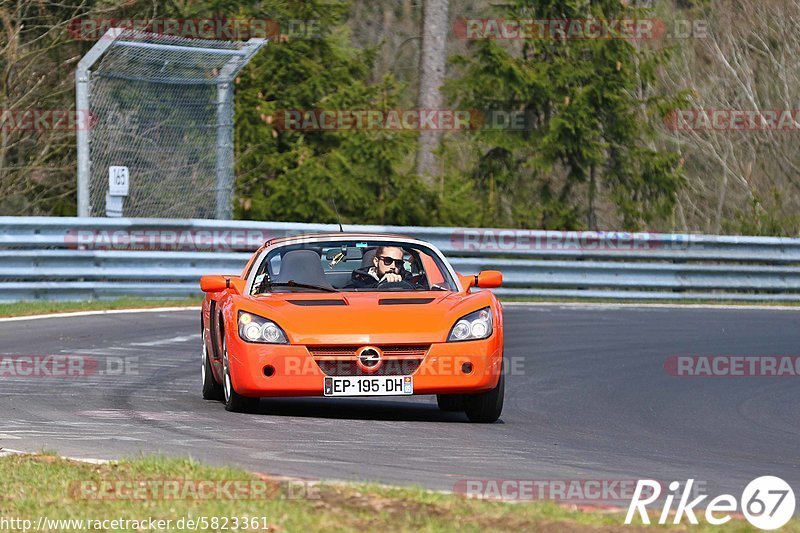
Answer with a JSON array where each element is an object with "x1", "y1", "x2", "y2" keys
[{"x1": 407, "y1": 272, "x2": 425, "y2": 285}]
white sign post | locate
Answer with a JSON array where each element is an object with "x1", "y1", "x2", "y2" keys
[{"x1": 106, "y1": 166, "x2": 129, "y2": 217}]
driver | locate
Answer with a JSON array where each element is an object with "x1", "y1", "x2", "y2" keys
[{"x1": 346, "y1": 246, "x2": 414, "y2": 288}]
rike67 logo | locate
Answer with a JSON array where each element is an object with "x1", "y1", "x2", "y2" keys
[{"x1": 625, "y1": 477, "x2": 796, "y2": 530}]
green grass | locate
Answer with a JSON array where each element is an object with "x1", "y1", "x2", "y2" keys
[
  {"x1": 0, "y1": 454, "x2": 794, "y2": 532},
  {"x1": 0, "y1": 297, "x2": 202, "y2": 318}
]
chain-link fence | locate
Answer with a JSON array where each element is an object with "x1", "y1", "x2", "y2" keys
[{"x1": 77, "y1": 29, "x2": 264, "y2": 219}]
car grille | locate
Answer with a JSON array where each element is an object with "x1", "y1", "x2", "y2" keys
[{"x1": 308, "y1": 345, "x2": 429, "y2": 376}]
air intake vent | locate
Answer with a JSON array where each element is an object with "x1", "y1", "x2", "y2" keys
[
  {"x1": 309, "y1": 345, "x2": 430, "y2": 359},
  {"x1": 316, "y1": 359, "x2": 423, "y2": 376},
  {"x1": 287, "y1": 299, "x2": 347, "y2": 306},
  {"x1": 308, "y1": 344, "x2": 430, "y2": 376},
  {"x1": 378, "y1": 298, "x2": 435, "y2": 305}
]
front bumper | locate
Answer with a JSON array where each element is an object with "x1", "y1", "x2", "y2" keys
[{"x1": 226, "y1": 335, "x2": 503, "y2": 398}]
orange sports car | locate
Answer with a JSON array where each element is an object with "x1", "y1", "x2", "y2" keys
[{"x1": 199, "y1": 233, "x2": 505, "y2": 422}]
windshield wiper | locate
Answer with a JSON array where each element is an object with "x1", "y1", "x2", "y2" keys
[
  {"x1": 269, "y1": 280, "x2": 339, "y2": 293},
  {"x1": 428, "y1": 284, "x2": 450, "y2": 291}
]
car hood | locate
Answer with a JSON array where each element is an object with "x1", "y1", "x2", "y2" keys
[{"x1": 238, "y1": 292, "x2": 490, "y2": 345}]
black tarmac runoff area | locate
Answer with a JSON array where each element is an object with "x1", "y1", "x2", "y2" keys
[{"x1": 1, "y1": 305, "x2": 798, "y2": 497}]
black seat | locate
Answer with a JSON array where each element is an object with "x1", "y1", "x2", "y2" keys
[
  {"x1": 360, "y1": 247, "x2": 377, "y2": 268},
  {"x1": 273, "y1": 250, "x2": 335, "y2": 289}
]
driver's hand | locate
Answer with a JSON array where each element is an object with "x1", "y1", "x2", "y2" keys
[{"x1": 381, "y1": 273, "x2": 402, "y2": 283}]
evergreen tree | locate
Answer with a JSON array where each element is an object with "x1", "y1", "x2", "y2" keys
[
  {"x1": 446, "y1": 0, "x2": 689, "y2": 230},
  {"x1": 231, "y1": 0, "x2": 434, "y2": 225}
]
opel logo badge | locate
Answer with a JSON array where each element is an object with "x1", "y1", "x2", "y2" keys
[{"x1": 356, "y1": 346, "x2": 382, "y2": 373}]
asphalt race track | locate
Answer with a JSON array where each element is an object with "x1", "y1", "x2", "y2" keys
[{"x1": 1, "y1": 305, "x2": 798, "y2": 498}]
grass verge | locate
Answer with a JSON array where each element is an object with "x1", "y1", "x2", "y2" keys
[
  {"x1": 0, "y1": 454, "x2": 793, "y2": 532},
  {"x1": 0, "y1": 297, "x2": 202, "y2": 318}
]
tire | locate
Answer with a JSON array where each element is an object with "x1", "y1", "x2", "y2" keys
[
  {"x1": 436, "y1": 394, "x2": 465, "y2": 412},
  {"x1": 202, "y1": 330, "x2": 223, "y2": 400},
  {"x1": 463, "y1": 366, "x2": 504, "y2": 423},
  {"x1": 221, "y1": 335, "x2": 260, "y2": 413}
]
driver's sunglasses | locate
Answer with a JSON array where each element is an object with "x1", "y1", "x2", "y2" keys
[{"x1": 377, "y1": 255, "x2": 404, "y2": 268}]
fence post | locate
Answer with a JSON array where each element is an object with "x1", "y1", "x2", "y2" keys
[
  {"x1": 215, "y1": 81, "x2": 234, "y2": 220},
  {"x1": 76, "y1": 28, "x2": 122, "y2": 217},
  {"x1": 214, "y1": 39, "x2": 264, "y2": 220}
]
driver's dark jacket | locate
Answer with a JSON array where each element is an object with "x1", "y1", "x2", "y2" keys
[{"x1": 345, "y1": 267, "x2": 413, "y2": 289}]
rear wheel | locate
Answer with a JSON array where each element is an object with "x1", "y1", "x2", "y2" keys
[
  {"x1": 436, "y1": 394, "x2": 465, "y2": 412},
  {"x1": 202, "y1": 330, "x2": 223, "y2": 400},
  {"x1": 463, "y1": 365, "x2": 504, "y2": 423},
  {"x1": 221, "y1": 336, "x2": 260, "y2": 413}
]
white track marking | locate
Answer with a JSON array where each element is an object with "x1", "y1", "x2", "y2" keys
[
  {"x1": 0, "y1": 306, "x2": 200, "y2": 323},
  {"x1": 502, "y1": 301, "x2": 800, "y2": 311},
  {"x1": 0, "y1": 448, "x2": 110, "y2": 464},
  {"x1": 130, "y1": 333, "x2": 201, "y2": 347},
  {"x1": 0, "y1": 448, "x2": 24, "y2": 457},
  {"x1": 74, "y1": 347, "x2": 142, "y2": 354}
]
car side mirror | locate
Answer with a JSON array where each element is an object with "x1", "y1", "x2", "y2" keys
[
  {"x1": 458, "y1": 273, "x2": 475, "y2": 291},
  {"x1": 229, "y1": 277, "x2": 246, "y2": 294},
  {"x1": 200, "y1": 275, "x2": 229, "y2": 293},
  {"x1": 476, "y1": 270, "x2": 502, "y2": 288},
  {"x1": 201, "y1": 275, "x2": 246, "y2": 294}
]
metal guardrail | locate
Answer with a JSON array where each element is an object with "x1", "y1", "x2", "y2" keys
[{"x1": 2, "y1": 217, "x2": 800, "y2": 302}]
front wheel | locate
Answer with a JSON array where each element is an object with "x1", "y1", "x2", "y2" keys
[
  {"x1": 463, "y1": 366, "x2": 504, "y2": 423},
  {"x1": 221, "y1": 336, "x2": 260, "y2": 413},
  {"x1": 202, "y1": 330, "x2": 223, "y2": 400},
  {"x1": 436, "y1": 394, "x2": 465, "y2": 412}
]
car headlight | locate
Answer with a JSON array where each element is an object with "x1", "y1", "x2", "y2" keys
[
  {"x1": 238, "y1": 311, "x2": 288, "y2": 344},
  {"x1": 448, "y1": 307, "x2": 493, "y2": 342}
]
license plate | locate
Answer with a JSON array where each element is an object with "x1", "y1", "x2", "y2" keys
[{"x1": 324, "y1": 375, "x2": 413, "y2": 397}]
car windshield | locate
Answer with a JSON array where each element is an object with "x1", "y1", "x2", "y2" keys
[{"x1": 250, "y1": 239, "x2": 457, "y2": 294}]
